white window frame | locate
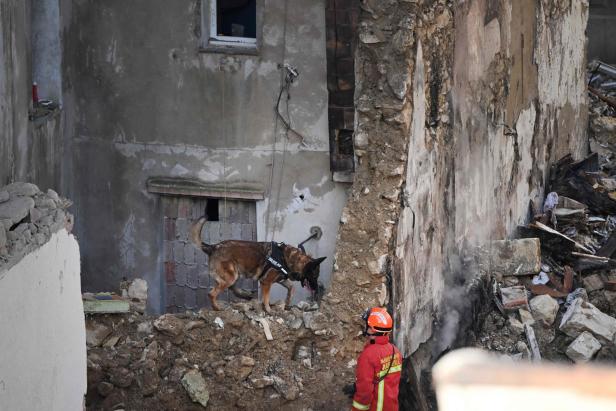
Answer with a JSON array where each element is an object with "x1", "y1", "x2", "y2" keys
[{"x1": 209, "y1": 0, "x2": 257, "y2": 47}]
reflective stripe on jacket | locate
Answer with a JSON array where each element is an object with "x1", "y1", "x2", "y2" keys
[{"x1": 351, "y1": 335, "x2": 402, "y2": 411}]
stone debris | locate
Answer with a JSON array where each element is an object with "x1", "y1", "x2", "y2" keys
[
  {"x1": 566, "y1": 331, "x2": 602, "y2": 363},
  {"x1": 583, "y1": 274, "x2": 605, "y2": 291},
  {"x1": 0, "y1": 182, "x2": 73, "y2": 270},
  {"x1": 500, "y1": 286, "x2": 529, "y2": 310},
  {"x1": 559, "y1": 298, "x2": 616, "y2": 344},
  {"x1": 488, "y1": 238, "x2": 541, "y2": 279},
  {"x1": 86, "y1": 322, "x2": 112, "y2": 347},
  {"x1": 181, "y1": 370, "x2": 210, "y2": 408},
  {"x1": 529, "y1": 295, "x2": 560, "y2": 326},
  {"x1": 153, "y1": 314, "x2": 185, "y2": 338}
]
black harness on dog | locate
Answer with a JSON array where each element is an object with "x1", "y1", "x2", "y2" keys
[{"x1": 260, "y1": 242, "x2": 295, "y2": 283}]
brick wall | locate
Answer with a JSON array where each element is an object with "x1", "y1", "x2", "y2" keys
[
  {"x1": 326, "y1": 0, "x2": 360, "y2": 172},
  {"x1": 162, "y1": 197, "x2": 257, "y2": 312}
]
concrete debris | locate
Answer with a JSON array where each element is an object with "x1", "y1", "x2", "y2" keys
[
  {"x1": 583, "y1": 274, "x2": 605, "y2": 291},
  {"x1": 566, "y1": 331, "x2": 602, "y2": 363},
  {"x1": 213, "y1": 317, "x2": 225, "y2": 330},
  {"x1": 500, "y1": 286, "x2": 529, "y2": 310},
  {"x1": 0, "y1": 182, "x2": 73, "y2": 270},
  {"x1": 86, "y1": 322, "x2": 112, "y2": 347},
  {"x1": 5, "y1": 182, "x2": 40, "y2": 197},
  {"x1": 154, "y1": 314, "x2": 185, "y2": 338},
  {"x1": 128, "y1": 278, "x2": 148, "y2": 301},
  {"x1": 109, "y1": 367, "x2": 134, "y2": 388},
  {"x1": 488, "y1": 238, "x2": 541, "y2": 278},
  {"x1": 0, "y1": 197, "x2": 35, "y2": 225},
  {"x1": 257, "y1": 318, "x2": 273, "y2": 341},
  {"x1": 559, "y1": 298, "x2": 616, "y2": 344},
  {"x1": 519, "y1": 309, "x2": 535, "y2": 326},
  {"x1": 181, "y1": 370, "x2": 210, "y2": 408},
  {"x1": 566, "y1": 288, "x2": 589, "y2": 308},
  {"x1": 529, "y1": 295, "x2": 560, "y2": 326},
  {"x1": 524, "y1": 324, "x2": 542, "y2": 362},
  {"x1": 96, "y1": 381, "x2": 114, "y2": 397}
]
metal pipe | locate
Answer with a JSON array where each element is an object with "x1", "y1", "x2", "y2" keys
[
  {"x1": 594, "y1": 61, "x2": 616, "y2": 79},
  {"x1": 602, "y1": 80, "x2": 616, "y2": 90}
]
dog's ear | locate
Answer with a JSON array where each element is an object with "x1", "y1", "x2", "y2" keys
[
  {"x1": 304, "y1": 256, "x2": 327, "y2": 272},
  {"x1": 313, "y1": 256, "x2": 326, "y2": 265}
]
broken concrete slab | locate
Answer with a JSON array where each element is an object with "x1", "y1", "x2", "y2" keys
[
  {"x1": 83, "y1": 299, "x2": 130, "y2": 314},
  {"x1": 128, "y1": 278, "x2": 148, "y2": 301},
  {"x1": 153, "y1": 314, "x2": 184, "y2": 337},
  {"x1": 489, "y1": 238, "x2": 541, "y2": 278},
  {"x1": 583, "y1": 274, "x2": 605, "y2": 292},
  {"x1": 86, "y1": 322, "x2": 112, "y2": 347},
  {"x1": 529, "y1": 295, "x2": 560, "y2": 326},
  {"x1": 0, "y1": 197, "x2": 35, "y2": 225},
  {"x1": 181, "y1": 370, "x2": 209, "y2": 408},
  {"x1": 566, "y1": 331, "x2": 602, "y2": 363},
  {"x1": 4, "y1": 182, "x2": 40, "y2": 198},
  {"x1": 559, "y1": 298, "x2": 616, "y2": 344},
  {"x1": 501, "y1": 286, "x2": 529, "y2": 310}
]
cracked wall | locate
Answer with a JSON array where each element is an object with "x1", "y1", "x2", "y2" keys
[
  {"x1": 61, "y1": 0, "x2": 349, "y2": 312},
  {"x1": 320, "y1": 0, "x2": 589, "y2": 406}
]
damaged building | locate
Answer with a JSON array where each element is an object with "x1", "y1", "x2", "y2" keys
[{"x1": 5, "y1": 0, "x2": 616, "y2": 410}]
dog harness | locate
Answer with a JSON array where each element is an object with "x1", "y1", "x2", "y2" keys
[{"x1": 259, "y1": 242, "x2": 293, "y2": 282}]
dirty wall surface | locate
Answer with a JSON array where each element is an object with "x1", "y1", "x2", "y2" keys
[
  {"x1": 0, "y1": 0, "x2": 66, "y2": 191},
  {"x1": 61, "y1": 0, "x2": 348, "y2": 312},
  {"x1": 0, "y1": 229, "x2": 86, "y2": 411},
  {"x1": 317, "y1": 0, "x2": 589, "y2": 404}
]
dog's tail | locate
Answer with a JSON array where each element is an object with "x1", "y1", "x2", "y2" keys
[{"x1": 190, "y1": 216, "x2": 214, "y2": 255}]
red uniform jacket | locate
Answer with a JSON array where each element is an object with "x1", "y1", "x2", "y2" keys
[{"x1": 352, "y1": 335, "x2": 402, "y2": 411}]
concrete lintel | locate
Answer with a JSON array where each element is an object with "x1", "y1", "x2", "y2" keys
[{"x1": 146, "y1": 177, "x2": 264, "y2": 200}]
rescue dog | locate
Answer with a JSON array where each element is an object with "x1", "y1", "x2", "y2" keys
[{"x1": 190, "y1": 217, "x2": 326, "y2": 313}]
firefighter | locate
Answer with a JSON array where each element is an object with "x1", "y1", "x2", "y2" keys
[{"x1": 351, "y1": 307, "x2": 402, "y2": 411}]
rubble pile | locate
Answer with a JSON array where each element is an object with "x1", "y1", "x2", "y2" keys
[
  {"x1": 474, "y1": 152, "x2": 616, "y2": 364},
  {"x1": 0, "y1": 182, "x2": 73, "y2": 270},
  {"x1": 85, "y1": 285, "x2": 351, "y2": 411}
]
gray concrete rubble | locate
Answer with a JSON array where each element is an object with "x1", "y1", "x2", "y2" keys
[
  {"x1": 559, "y1": 298, "x2": 616, "y2": 344},
  {"x1": 529, "y1": 295, "x2": 560, "y2": 326},
  {"x1": 500, "y1": 286, "x2": 529, "y2": 311},
  {"x1": 489, "y1": 239, "x2": 541, "y2": 279},
  {"x1": 0, "y1": 182, "x2": 73, "y2": 272},
  {"x1": 566, "y1": 331, "x2": 602, "y2": 363},
  {"x1": 181, "y1": 370, "x2": 210, "y2": 408}
]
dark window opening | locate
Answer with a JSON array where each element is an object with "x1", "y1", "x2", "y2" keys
[
  {"x1": 217, "y1": 0, "x2": 256, "y2": 38},
  {"x1": 330, "y1": 129, "x2": 355, "y2": 172},
  {"x1": 206, "y1": 199, "x2": 220, "y2": 221}
]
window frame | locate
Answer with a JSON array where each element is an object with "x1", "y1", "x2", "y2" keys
[{"x1": 201, "y1": 0, "x2": 261, "y2": 54}]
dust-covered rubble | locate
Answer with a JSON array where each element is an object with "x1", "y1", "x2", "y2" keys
[
  {"x1": 0, "y1": 182, "x2": 73, "y2": 272},
  {"x1": 85, "y1": 293, "x2": 352, "y2": 410}
]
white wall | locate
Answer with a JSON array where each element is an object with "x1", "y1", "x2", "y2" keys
[{"x1": 0, "y1": 229, "x2": 86, "y2": 411}]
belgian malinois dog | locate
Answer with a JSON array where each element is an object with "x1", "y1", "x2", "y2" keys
[{"x1": 190, "y1": 217, "x2": 326, "y2": 313}]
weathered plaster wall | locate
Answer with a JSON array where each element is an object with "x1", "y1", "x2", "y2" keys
[
  {"x1": 0, "y1": 0, "x2": 66, "y2": 191},
  {"x1": 0, "y1": 229, "x2": 86, "y2": 411},
  {"x1": 0, "y1": 0, "x2": 30, "y2": 185},
  {"x1": 320, "y1": 0, "x2": 588, "y2": 405},
  {"x1": 61, "y1": 0, "x2": 348, "y2": 312}
]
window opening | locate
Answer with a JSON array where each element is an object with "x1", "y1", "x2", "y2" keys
[
  {"x1": 208, "y1": 0, "x2": 257, "y2": 47},
  {"x1": 206, "y1": 199, "x2": 220, "y2": 221}
]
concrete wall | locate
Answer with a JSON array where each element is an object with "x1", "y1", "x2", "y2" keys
[
  {"x1": 393, "y1": 0, "x2": 589, "y2": 358},
  {"x1": 588, "y1": 0, "x2": 616, "y2": 63},
  {"x1": 61, "y1": 0, "x2": 348, "y2": 312},
  {"x1": 0, "y1": 229, "x2": 86, "y2": 411},
  {"x1": 0, "y1": 0, "x2": 66, "y2": 191}
]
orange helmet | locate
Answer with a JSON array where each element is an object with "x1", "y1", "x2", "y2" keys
[{"x1": 362, "y1": 307, "x2": 393, "y2": 334}]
